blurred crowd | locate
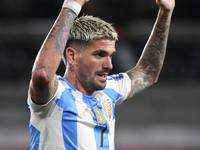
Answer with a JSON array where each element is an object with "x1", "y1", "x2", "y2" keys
[{"x1": 0, "y1": 0, "x2": 200, "y2": 83}]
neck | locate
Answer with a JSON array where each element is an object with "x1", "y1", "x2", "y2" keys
[{"x1": 64, "y1": 70, "x2": 95, "y2": 96}]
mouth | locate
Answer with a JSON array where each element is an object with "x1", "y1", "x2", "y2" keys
[
  {"x1": 99, "y1": 74, "x2": 106, "y2": 78},
  {"x1": 97, "y1": 73, "x2": 108, "y2": 80},
  {"x1": 96, "y1": 70, "x2": 109, "y2": 81}
]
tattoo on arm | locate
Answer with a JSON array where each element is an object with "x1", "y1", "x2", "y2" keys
[
  {"x1": 50, "y1": 75, "x2": 58, "y2": 97},
  {"x1": 127, "y1": 71, "x2": 151, "y2": 98},
  {"x1": 48, "y1": 9, "x2": 76, "y2": 57},
  {"x1": 31, "y1": 75, "x2": 58, "y2": 104},
  {"x1": 31, "y1": 9, "x2": 76, "y2": 104},
  {"x1": 127, "y1": 13, "x2": 171, "y2": 99},
  {"x1": 32, "y1": 66, "x2": 51, "y2": 81}
]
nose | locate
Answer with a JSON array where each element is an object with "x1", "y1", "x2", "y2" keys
[{"x1": 103, "y1": 57, "x2": 113, "y2": 70}]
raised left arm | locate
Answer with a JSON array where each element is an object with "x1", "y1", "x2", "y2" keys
[{"x1": 126, "y1": 0, "x2": 175, "y2": 99}]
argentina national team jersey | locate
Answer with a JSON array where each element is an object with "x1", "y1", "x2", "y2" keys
[{"x1": 28, "y1": 73, "x2": 131, "y2": 150}]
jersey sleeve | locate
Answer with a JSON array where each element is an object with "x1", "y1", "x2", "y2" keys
[
  {"x1": 27, "y1": 76, "x2": 65, "y2": 118},
  {"x1": 105, "y1": 73, "x2": 131, "y2": 105}
]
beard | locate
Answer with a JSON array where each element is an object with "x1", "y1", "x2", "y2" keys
[
  {"x1": 76, "y1": 57, "x2": 110, "y2": 93},
  {"x1": 78, "y1": 69, "x2": 108, "y2": 92}
]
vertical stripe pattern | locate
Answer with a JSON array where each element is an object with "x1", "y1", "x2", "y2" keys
[{"x1": 28, "y1": 73, "x2": 131, "y2": 150}]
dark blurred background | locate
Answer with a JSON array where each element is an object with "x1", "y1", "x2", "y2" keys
[{"x1": 0, "y1": 0, "x2": 200, "y2": 149}]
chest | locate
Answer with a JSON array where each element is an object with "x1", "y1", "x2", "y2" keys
[{"x1": 61, "y1": 90, "x2": 116, "y2": 125}]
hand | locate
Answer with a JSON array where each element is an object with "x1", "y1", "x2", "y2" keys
[
  {"x1": 156, "y1": 0, "x2": 175, "y2": 12},
  {"x1": 73, "y1": 0, "x2": 89, "y2": 7}
]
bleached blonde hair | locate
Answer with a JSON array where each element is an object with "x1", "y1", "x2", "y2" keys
[{"x1": 62, "y1": 15, "x2": 118, "y2": 65}]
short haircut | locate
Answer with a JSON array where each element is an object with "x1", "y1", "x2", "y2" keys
[{"x1": 62, "y1": 15, "x2": 118, "y2": 65}]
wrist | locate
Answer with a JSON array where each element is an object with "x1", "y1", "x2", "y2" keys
[
  {"x1": 160, "y1": 9, "x2": 173, "y2": 17},
  {"x1": 62, "y1": 0, "x2": 82, "y2": 15}
]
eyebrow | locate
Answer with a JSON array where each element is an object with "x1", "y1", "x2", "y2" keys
[{"x1": 93, "y1": 50, "x2": 116, "y2": 56}]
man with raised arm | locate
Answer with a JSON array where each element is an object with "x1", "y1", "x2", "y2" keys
[{"x1": 28, "y1": 0, "x2": 175, "y2": 149}]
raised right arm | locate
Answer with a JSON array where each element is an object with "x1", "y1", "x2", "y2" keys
[
  {"x1": 125, "y1": 0, "x2": 175, "y2": 99},
  {"x1": 30, "y1": 0, "x2": 88, "y2": 104}
]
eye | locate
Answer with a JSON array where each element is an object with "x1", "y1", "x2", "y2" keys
[
  {"x1": 95, "y1": 52, "x2": 105, "y2": 58},
  {"x1": 110, "y1": 52, "x2": 115, "y2": 58}
]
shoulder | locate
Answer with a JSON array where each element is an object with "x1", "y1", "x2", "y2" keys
[
  {"x1": 102, "y1": 73, "x2": 131, "y2": 104},
  {"x1": 106, "y1": 73, "x2": 130, "y2": 89},
  {"x1": 106, "y1": 73, "x2": 125, "y2": 81}
]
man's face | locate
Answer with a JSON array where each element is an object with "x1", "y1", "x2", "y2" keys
[{"x1": 75, "y1": 39, "x2": 116, "y2": 93}]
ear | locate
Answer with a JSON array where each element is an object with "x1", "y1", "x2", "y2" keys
[{"x1": 66, "y1": 47, "x2": 78, "y2": 65}]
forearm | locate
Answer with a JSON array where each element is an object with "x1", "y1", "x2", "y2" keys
[
  {"x1": 137, "y1": 9, "x2": 172, "y2": 82},
  {"x1": 32, "y1": 8, "x2": 76, "y2": 86},
  {"x1": 30, "y1": 0, "x2": 88, "y2": 104},
  {"x1": 126, "y1": 8, "x2": 173, "y2": 99}
]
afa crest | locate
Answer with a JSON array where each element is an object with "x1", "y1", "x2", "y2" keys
[{"x1": 94, "y1": 107, "x2": 104, "y2": 125}]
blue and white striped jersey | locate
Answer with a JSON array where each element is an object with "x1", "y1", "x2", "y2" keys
[{"x1": 28, "y1": 73, "x2": 131, "y2": 150}]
